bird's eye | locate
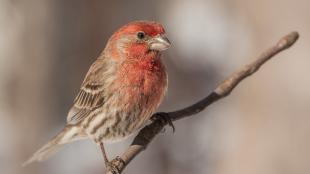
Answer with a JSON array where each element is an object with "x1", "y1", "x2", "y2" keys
[{"x1": 137, "y1": 32, "x2": 145, "y2": 40}]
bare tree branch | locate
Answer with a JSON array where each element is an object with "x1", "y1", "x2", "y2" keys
[{"x1": 106, "y1": 31, "x2": 299, "y2": 174}]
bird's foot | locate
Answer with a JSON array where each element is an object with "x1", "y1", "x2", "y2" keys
[
  {"x1": 112, "y1": 156, "x2": 126, "y2": 167},
  {"x1": 105, "y1": 156, "x2": 125, "y2": 174},
  {"x1": 151, "y1": 112, "x2": 175, "y2": 132},
  {"x1": 105, "y1": 161, "x2": 119, "y2": 174}
]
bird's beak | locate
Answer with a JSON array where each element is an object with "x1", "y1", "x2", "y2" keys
[{"x1": 149, "y1": 35, "x2": 171, "y2": 51}]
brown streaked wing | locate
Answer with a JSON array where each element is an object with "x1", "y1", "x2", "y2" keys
[{"x1": 67, "y1": 59, "x2": 106, "y2": 125}]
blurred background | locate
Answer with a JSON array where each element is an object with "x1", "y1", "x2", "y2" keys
[{"x1": 0, "y1": 0, "x2": 309, "y2": 174}]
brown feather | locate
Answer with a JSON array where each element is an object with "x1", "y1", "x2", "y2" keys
[{"x1": 67, "y1": 58, "x2": 113, "y2": 124}]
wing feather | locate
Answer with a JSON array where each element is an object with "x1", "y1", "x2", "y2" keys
[{"x1": 67, "y1": 59, "x2": 107, "y2": 125}]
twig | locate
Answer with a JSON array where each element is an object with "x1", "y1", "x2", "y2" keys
[{"x1": 106, "y1": 31, "x2": 299, "y2": 174}]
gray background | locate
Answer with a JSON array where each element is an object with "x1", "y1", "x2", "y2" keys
[{"x1": 0, "y1": 0, "x2": 309, "y2": 174}]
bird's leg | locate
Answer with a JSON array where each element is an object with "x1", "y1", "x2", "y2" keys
[
  {"x1": 151, "y1": 112, "x2": 175, "y2": 132},
  {"x1": 99, "y1": 142, "x2": 110, "y2": 166},
  {"x1": 99, "y1": 142, "x2": 125, "y2": 174}
]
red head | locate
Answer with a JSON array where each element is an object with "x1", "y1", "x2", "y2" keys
[{"x1": 103, "y1": 21, "x2": 171, "y2": 60}]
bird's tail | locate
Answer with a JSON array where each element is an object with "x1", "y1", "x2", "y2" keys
[{"x1": 22, "y1": 125, "x2": 86, "y2": 166}]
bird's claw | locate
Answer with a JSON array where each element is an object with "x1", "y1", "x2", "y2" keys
[
  {"x1": 151, "y1": 112, "x2": 175, "y2": 132},
  {"x1": 113, "y1": 156, "x2": 126, "y2": 167},
  {"x1": 106, "y1": 161, "x2": 120, "y2": 174},
  {"x1": 105, "y1": 156, "x2": 125, "y2": 174}
]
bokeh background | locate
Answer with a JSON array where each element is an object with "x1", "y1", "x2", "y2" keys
[{"x1": 1, "y1": 0, "x2": 309, "y2": 174}]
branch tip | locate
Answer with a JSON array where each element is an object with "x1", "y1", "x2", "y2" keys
[{"x1": 277, "y1": 31, "x2": 299, "y2": 49}]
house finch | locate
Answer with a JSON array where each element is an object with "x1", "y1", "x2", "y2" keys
[{"x1": 23, "y1": 21, "x2": 171, "y2": 172}]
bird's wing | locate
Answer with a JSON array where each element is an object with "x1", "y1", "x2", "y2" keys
[{"x1": 67, "y1": 59, "x2": 107, "y2": 125}]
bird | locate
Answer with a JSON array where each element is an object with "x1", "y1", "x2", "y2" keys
[{"x1": 23, "y1": 21, "x2": 171, "y2": 173}]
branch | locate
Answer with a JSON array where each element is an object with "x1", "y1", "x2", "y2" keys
[{"x1": 106, "y1": 31, "x2": 299, "y2": 174}]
